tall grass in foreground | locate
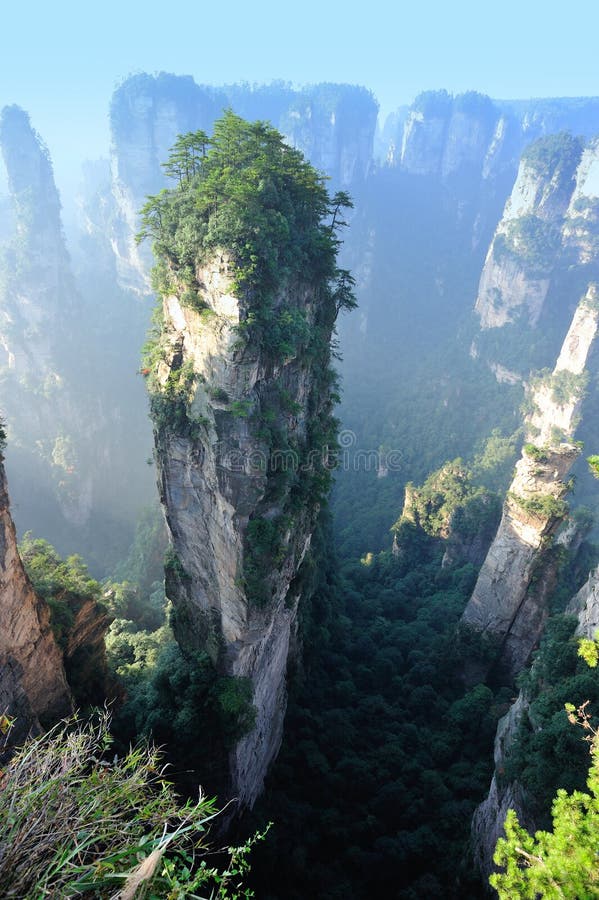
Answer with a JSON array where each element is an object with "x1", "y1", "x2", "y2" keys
[{"x1": 0, "y1": 713, "x2": 262, "y2": 898}]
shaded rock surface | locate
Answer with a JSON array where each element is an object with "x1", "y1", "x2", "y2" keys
[
  {"x1": 155, "y1": 254, "x2": 337, "y2": 808},
  {"x1": 0, "y1": 459, "x2": 72, "y2": 744}
]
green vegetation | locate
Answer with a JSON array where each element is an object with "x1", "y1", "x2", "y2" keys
[
  {"x1": 588, "y1": 455, "x2": 599, "y2": 479},
  {"x1": 243, "y1": 516, "x2": 288, "y2": 606},
  {"x1": 244, "y1": 518, "x2": 504, "y2": 898},
  {"x1": 0, "y1": 713, "x2": 261, "y2": 898},
  {"x1": 494, "y1": 215, "x2": 561, "y2": 276},
  {"x1": 550, "y1": 369, "x2": 589, "y2": 406},
  {"x1": 412, "y1": 89, "x2": 452, "y2": 117},
  {"x1": 521, "y1": 131, "x2": 583, "y2": 179},
  {"x1": 393, "y1": 458, "x2": 498, "y2": 540},
  {"x1": 137, "y1": 110, "x2": 355, "y2": 359},
  {"x1": 492, "y1": 632, "x2": 599, "y2": 898},
  {"x1": 19, "y1": 534, "x2": 103, "y2": 650},
  {"x1": 506, "y1": 616, "x2": 599, "y2": 814},
  {"x1": 523, "y1": 442, "x2": 549, "y2": 462},
  {"x1": 509, "y1": 491, "x2": 569, "y2": 520},
  {"x1": 394, "y1": 459, "x2": 473, "y2": 537},
  {"x1": 110, "y1": 641, "x2": 256, "y2": 795}
]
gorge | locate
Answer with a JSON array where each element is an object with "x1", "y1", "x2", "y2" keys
[{"x1": 2, "y1": 76, "x2": 599, "y2": 897}]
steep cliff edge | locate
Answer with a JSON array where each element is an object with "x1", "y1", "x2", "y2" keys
[
  {"x1": 461, "y1": 285, "x2": 599, "y2": 679},
  {"x1": 142, "y1": 113, "x2": 353, "y2": 808},
  {"x1": 475, "y1": 132, "x2": 582, "y2": 331},
  {"x1": 471, "y1": 527, "x2": 599, "y2": 883},
  {"x1": 0, "y1": 451, "x2": 72, "y2": 742}
]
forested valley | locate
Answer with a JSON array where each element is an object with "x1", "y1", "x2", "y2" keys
[{"x1": 2, "y1": 78, "x2": 599, "y2": 898}]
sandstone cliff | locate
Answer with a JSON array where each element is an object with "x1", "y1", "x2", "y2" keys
[
  {"x1": 474, "y1": 133, "x2": 582, "y2": 330},
  {"x1": 399, "y1": 91, "x2": 503, "y2": 180},
  {"x1": 0, "y1": 456, "x2": 72, "y2": 743},
  {"x1": 146, "y1": 117, "x2": 347, "y2": 808},
  {"x1": 471, "y1": 521, "x2": 599, "y2": 883},
  {"x1": 0, "y1": 106, "x2": 153, "y2": 571},
  {"x1": 154, "y1": 252, "x2": 337, "y2": 807},
  {"x1": 388, "y1": 93, "x2": 599, "y2": 184},
  {"x1": 461, "y1": 286, "x2": 599, "y2": 678}
]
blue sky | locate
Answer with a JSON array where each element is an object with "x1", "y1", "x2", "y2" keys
[{"x1": 3, "y1": 0, "x2": 599, "y2": 187}]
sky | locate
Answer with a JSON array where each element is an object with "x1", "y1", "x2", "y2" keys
[{"x1": 2, "y1": 0, "x2": 599, "y2": 190}]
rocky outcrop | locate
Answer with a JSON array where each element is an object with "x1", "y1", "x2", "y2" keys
[
  {"x1": 384, "y1": 93, "x2": 599, "y2": 183},
  {"x1": 62, "y1": 595, "x2": 114, "y2": 709},
  {"x1": 0, "y1": 105, "x2": 74, "y2": 375},
  {"x1": 399, "y1": 91, "x2": 503, "y2": 180},
  {"x1": 394, "y1": 459, "x2": 501, "y2": 568},
  {"x1": 475, "y1": 133, "x2": 582, "y2": 329},
  {"x1": 472, "y1": 522, "x2": 599, "y2": 883},
  {"x1": 461, "y1": 288, "x2": 599, "y2": 678},
  {"x1": 470, "y1": 695, "x2": 535, "y2": 880},
  {"x1": 109, "y1": 74, "x2": 224, "y2": 292},
  {"x1": 567, "y1": 563, "x2": 599, "y2": 638},
  {"x1": 0, "y1": 106, "x2": 93, "y2": 530},
  {"x1": 153, "y1": 249, "x2": 339, "y2": 808},
  {"x1": 563, "y1": 137, "x2": 599, "y2": 263},
  {"x1": 441, "y1": 492, "x2": 502, "y2": 569},
  {"x1": 0, "y1": 106, "x2": 154, "y2": 571},
  {"x1": 0, "y1": 458, "x2": 72, "y2": 743}
]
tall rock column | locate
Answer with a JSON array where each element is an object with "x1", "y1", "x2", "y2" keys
[
  {"x1": 143, "y1": 113, "x2": 352, "y2": 808},
  {"x1": 461, "y1": 285, "x2": 599, "y2": 678}
]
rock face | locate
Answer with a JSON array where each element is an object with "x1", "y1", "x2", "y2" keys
[
  {"x1": 0, "y1": 458, "x2": 72, "y2": 742},
  {"x1": 472, "y1": 528, "x2": 599, "y2": 882},
  {"x1": 0, "y1": 106, "x2": 93, "y2": 530},
  {"x1": 461, "y1": 287, "x2": 599, "y2": 678},
  {"x1": 563, "y1": 138, "x2": 599, "y2": 263},
  {"x1": 0, "y1": 106, "x2": 154, "y2": 570},
  {"x1": 567, "y1": 563, "x2": 599, "y2": 638},
  {"x1": 399, "y1": 91, "x2": 502, "y2": 180},
  {"x1": 384, "y1": 92, "x2": 599, "y2": 184},
  {"x1": 110, "y1": 75, "x2": 224, "y2": 292},
  {"x1": 0, "y1": 105, "x2": 74, "y2": 376},
  {"x1": 393, "y1": 459, "x2": 501, "y2": 569},
  {"x1": 154, "y1": 253, "x2": 338, "y2": 808},
  {"x1": 470, "y1": 694, "x2": 536, "y2": 880},
  {"x1": 475, "y1": 134, "x2": 582, "y2": 330}
]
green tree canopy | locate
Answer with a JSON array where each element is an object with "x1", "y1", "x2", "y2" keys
[{"x1": 137, "y1": 110, "x2": 355, "y2": 324}]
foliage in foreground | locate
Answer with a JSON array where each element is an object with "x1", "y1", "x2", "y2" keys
[
  {"x1": 0, "y1": 714, "x2": 262, "y2": 899},
  {"x1": 491, "y1": 724, "x2": 599, "y2": 898},
  {"x1": 491, "y1": 640, "x2": 599, "y2": 899}
]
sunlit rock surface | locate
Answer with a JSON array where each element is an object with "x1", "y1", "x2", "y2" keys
[
  {"x1": 155, "y1": 253, "x2": 337, "y2": 808},
  {"x1": 462, "y1": 287, "x2": 598, "y2": 677}
]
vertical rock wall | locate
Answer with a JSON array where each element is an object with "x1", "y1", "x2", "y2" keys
[
  {"x1": 154, "y1": 255, "x2": 337, "y2": 808},
  {"x1": 0, "y1": 458, "x2": 72, "y2": 741},
  {"x1": 461, "y1": 286, "x2": 599, "y2": 678}
]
